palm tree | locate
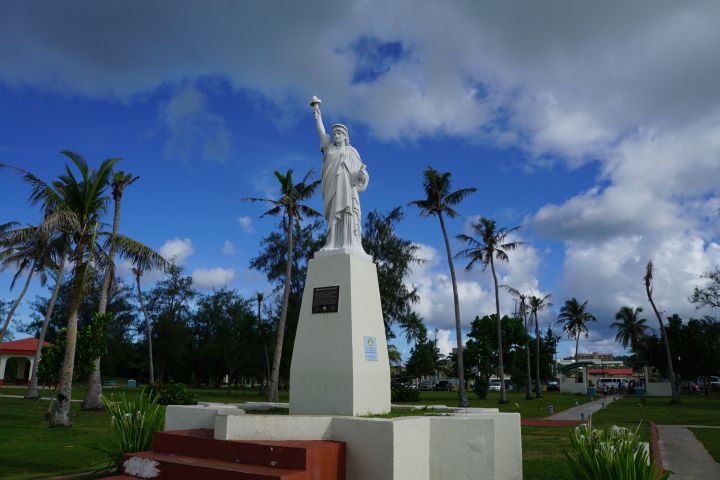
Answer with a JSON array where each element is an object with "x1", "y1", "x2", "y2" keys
[
  {"x1": 529, "y1": 294, "x2": 552, "y2": 399},
  {"x1": 399, "y1": 312, "x2": 426, "y2": 347},
  {"x1": 133, "y1": 267, "x2": 155, "y2": 385},
  {"x1": 83, "y1": 171, "x2": 139, "y2": 410},
  {"x1": 457, "y1": 217, "x2": 523, "y2": 404},
  {"x1": 644, "y1": 261, "x2": 681, "y2": 404},
  {"x1": 557, "y1": 298, "x2": 596, "y2": 363},
  {"x1": 504, "y1": 286, "x2": 533, "y2": 400},
  {"x1": 0, "y1": 223, "x2": 56, "y2": 344},
  {"x1": 25, "y1": 234, "x2": 69, "y2": 400},
  {"x1": 242, "y1": 169, "x2": 320, "y2": 403},
  {"x1": 611, "y1": 306, "x2": 649, "y2": 352},
  {"x1": 409, "y1": 167, "x2": 476, "y2": 407},
  {"x1": 4, "y1": 152, "x2": 165, "y2": 426}
]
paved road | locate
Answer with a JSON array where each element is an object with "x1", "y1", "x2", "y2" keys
[
  {"x1": 544, "y1": 395, "x2": 620, "y2": 421},
  {"x1": 657, "y1": 425, "x2": 720, "y2": 479}
]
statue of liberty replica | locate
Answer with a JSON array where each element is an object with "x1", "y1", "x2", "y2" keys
[{"x1": 289, "y1": 96, "x2": 390, "y2": 416}]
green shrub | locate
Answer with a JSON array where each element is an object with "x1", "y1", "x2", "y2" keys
[
  {"x1": 391, "y1": 383, "x2": 420, "y2": 402},
  {"x1": 100, "y1": 390, "x2": 165, "y2": 472},
  {"x1": 142, "y1": 382, "x2": 197, "y2": 405},
  {"x1": 565, "y1": 418, "x2": 668, "y2": 480},
  {"x1": 473, "y1": 377, "x2": 490, "y2": 399}
]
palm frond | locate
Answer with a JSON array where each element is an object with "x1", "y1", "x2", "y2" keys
[
  {"x1": 113, "y1": 234, "x2": 169, "y2": 273},
  {"x1": 260, "y1": 205, "x2": 283, "y2": 218},
  {"x1": 444, "y1": 187, "x2": 477, "y2": 206},
  {"x1": 0, "y1": 163, "x2": 62, "y2": 212},
  {"x1": 297, "y1": 205, "x2": 321, "y2": 219}
]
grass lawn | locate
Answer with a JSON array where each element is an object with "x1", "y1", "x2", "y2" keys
[
  {"x1": 396, "y1": 390, "x2": 590, "y2": 419},
  {"x1": 2, "y1": 386, "x2": 717, "y2": 479},
  {"x1": 522, "y1": 426, "x2": 573, "y2": 480},
  {"x1": 0, "y1": 397, "x2": 114, "y2": 480},
  {"x1": 690, "y1": 428, "x2": 720, "y2": 463},
  {"x1": 591, "y1": 393, "x2": 720, "y2": 441},
  {"x1": 0, "y1": 384, "x2": 290, "y2": 403}
]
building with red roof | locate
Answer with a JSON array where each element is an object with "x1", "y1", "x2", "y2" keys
[{"x1": 0, "y1": 338, "x2": 51, "y2": 386}]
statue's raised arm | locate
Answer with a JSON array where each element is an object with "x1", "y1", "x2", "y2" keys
[
  {"x1": 310, "y1": 96, "x2": 327, "y2": 142},
  {"x1": 309, "y1": 95, "x2": 370, "y2": 259}
]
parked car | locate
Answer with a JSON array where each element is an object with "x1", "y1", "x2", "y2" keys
[
  {"x1": 596, "y1": 378, "x2": 629, "y2": 391},
  {"x1": 547, "y1": 379, "x2": 560, "y2": 392},
  {"x1": 434, "y1": 380, "x2": 454, "y2": 391},
  {"x1": 488, "y1": 380, "x2": 513, "y2": 392},
  {"x1": 697, "y1": 376, "x2": 720, "y2": 391},
  {"x1": 418, "y1": 381, "x2": 435, "y2": 391},
  {"x1": 680, "y1": 380, "x2": 700, "y2": 393}
]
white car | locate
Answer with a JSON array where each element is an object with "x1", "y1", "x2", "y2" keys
[{"x1": 488, "y1": 381, "x2": 502, "y2": 392}]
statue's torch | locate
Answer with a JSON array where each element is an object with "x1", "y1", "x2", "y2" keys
[{"x1": 310, "y1": 95, "x2": 322, "y2": 115}]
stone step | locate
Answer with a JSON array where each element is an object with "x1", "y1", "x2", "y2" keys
[
  {"x1": 122, "y1": 450, "x2": 306, "y2": 480},
  {"x1": 153, "y1": 429, "x2": 309, "y2": 470}
]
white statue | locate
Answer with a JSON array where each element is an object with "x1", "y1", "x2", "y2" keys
[{"x1": 311, "y1": 96, "x2": 369, "y2": 256}]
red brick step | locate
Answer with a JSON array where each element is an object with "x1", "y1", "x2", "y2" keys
[
  {"x1": 123, "y1": 450, "x2": 305, "y2": 480},
  {"x1": 153, "y1": 429, "x2": 309, "y2": 470},
  {"x1": 120, "y1": 429, "x2": 346, "y2": 479}
]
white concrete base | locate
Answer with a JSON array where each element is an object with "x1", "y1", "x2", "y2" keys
[
  {"x1": 213, "y1": 411, "x2": 522, "y2": 480},
  {"x1": 289, "y1": 253, "x2": 391, "y2": 416},
  {"x1": 164, "y1": 404, "x2": 245, "y2": 430}
]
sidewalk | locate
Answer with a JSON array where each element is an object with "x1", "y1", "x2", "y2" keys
[
  {"x1": 543, "y1": 395, "x2": 619, "y2": 421},
  {"x1": 657, "y1": 425, "x2": 720, "y2": 479},
  {"x1": 0, "y1": 393, "x2": 82, "y2": 402}
]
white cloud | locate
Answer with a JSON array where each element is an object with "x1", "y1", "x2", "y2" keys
[
  {"x1": 2, "y1": 1, "x2": 718, "y2": 150},
  {"x1": 160, "y1": 87, "x2": 233, "y2": 163},
  {"x1": 408, "y1": 236, "x2": 544, "y2": 332},
  {"x1": 435, "y1": 329, "x2": 454, "y2": 356},
  {"x1": 2, "y1": 0, "x2": 719, "y2": 353},
  {"x1": 191, "y1": 267, "x2": 236, "y2": 290},
  {"x1": 238, "y1": 216, "x2": 254, "y2": 233},
  {"x1": 222, "y1": 240, "x2": 236, "y2": 255},
  {"x1": 158, "y1": 238, "x2": 194, "y2": 264}
]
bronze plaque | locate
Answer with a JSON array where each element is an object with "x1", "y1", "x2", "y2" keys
[{"x1": 312, "y1": 286, "x2": 340, "y2": 314}]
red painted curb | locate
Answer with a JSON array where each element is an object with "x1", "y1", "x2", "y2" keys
[{"x1": 650, "y1": 421, "x2": 665, "y2": 475}]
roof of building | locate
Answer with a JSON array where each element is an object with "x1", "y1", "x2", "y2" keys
[
  {"x1": 558, "y1": 361, "x2": 596, "y2": 373},
  {"x1": 587, "y1": 368, "x2": 633, "y2": 376},
  {"x1": 0, "y1": 337, "x2": 50, "y2": 356}
]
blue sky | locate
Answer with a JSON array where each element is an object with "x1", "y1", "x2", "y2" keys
[{"x1": 1, "y1": 1, "x2": 719, "y2": 361}]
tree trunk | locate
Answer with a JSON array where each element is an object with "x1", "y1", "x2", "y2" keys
[
  {"x1": 136, "y1": 272, "x2": 154, "y2": 385},
  {"x1": 82, "y1": 197, "x2": 124, "y2": 410},
  {"x1": 26, "y1": 254, "x2": 66, "y2": 399},
  {"x1": 523, "y1": 310, "x2": 532, "y2": 400},
  {"x1": 0, "y1": 266, "x2": 36, "y2": 344},
  {"x1": 525, "y1": 337, "x2": 533, "y2": 400},
  {"x1": 490, "y1": 257, "x2": 508, "y2": 404},
  {"x1": 268, "y1": 214, "x2": 294, "y2": 403},
  {"x1": 574, "y1": 334, "x2": 581, "y2": 382},
  {"x1": 646, "y1": 286, "x2": 681, "y2": 404},
  {"x1": 48, "y1": 242, "x2": 88, "y2": 427},
  {"x1": 534, "y1": 312, "x2": 543, "y2": 399},
  {"x1": 438, "y1": 213, "x2": 468, "y2": 407}
]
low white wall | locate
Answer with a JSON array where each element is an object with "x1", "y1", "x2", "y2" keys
[
  {"x1": 560, "y1": 382, "x2": 587, "y2": 394},
  {"x1": 645, "y1": 382, "x2": 671, "y2": 396},
  {"x1": 213, "y1": 410, "x2": 521, "y2": 479},
  {"x1": 165, "y1": 405, "x2": 244, "y2": 431},
  {"x1": 215, "y1": 413, "x2": 333, "y2": 440}
]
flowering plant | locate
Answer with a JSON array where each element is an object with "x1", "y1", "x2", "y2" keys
[
  {"x1": 99, "y1": 390, "x2": 164, "y2": 471},
  {"x1": 565, "y1": 418, "x2": 668, "y2": 480}
]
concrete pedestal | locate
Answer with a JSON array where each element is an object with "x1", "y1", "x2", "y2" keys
[
  {"x1": 290, "y1": 253, "x2": 390, "y2": 416},
  {"x1": 164, "y1": 405, "x2": 524, "y2": 479}
]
